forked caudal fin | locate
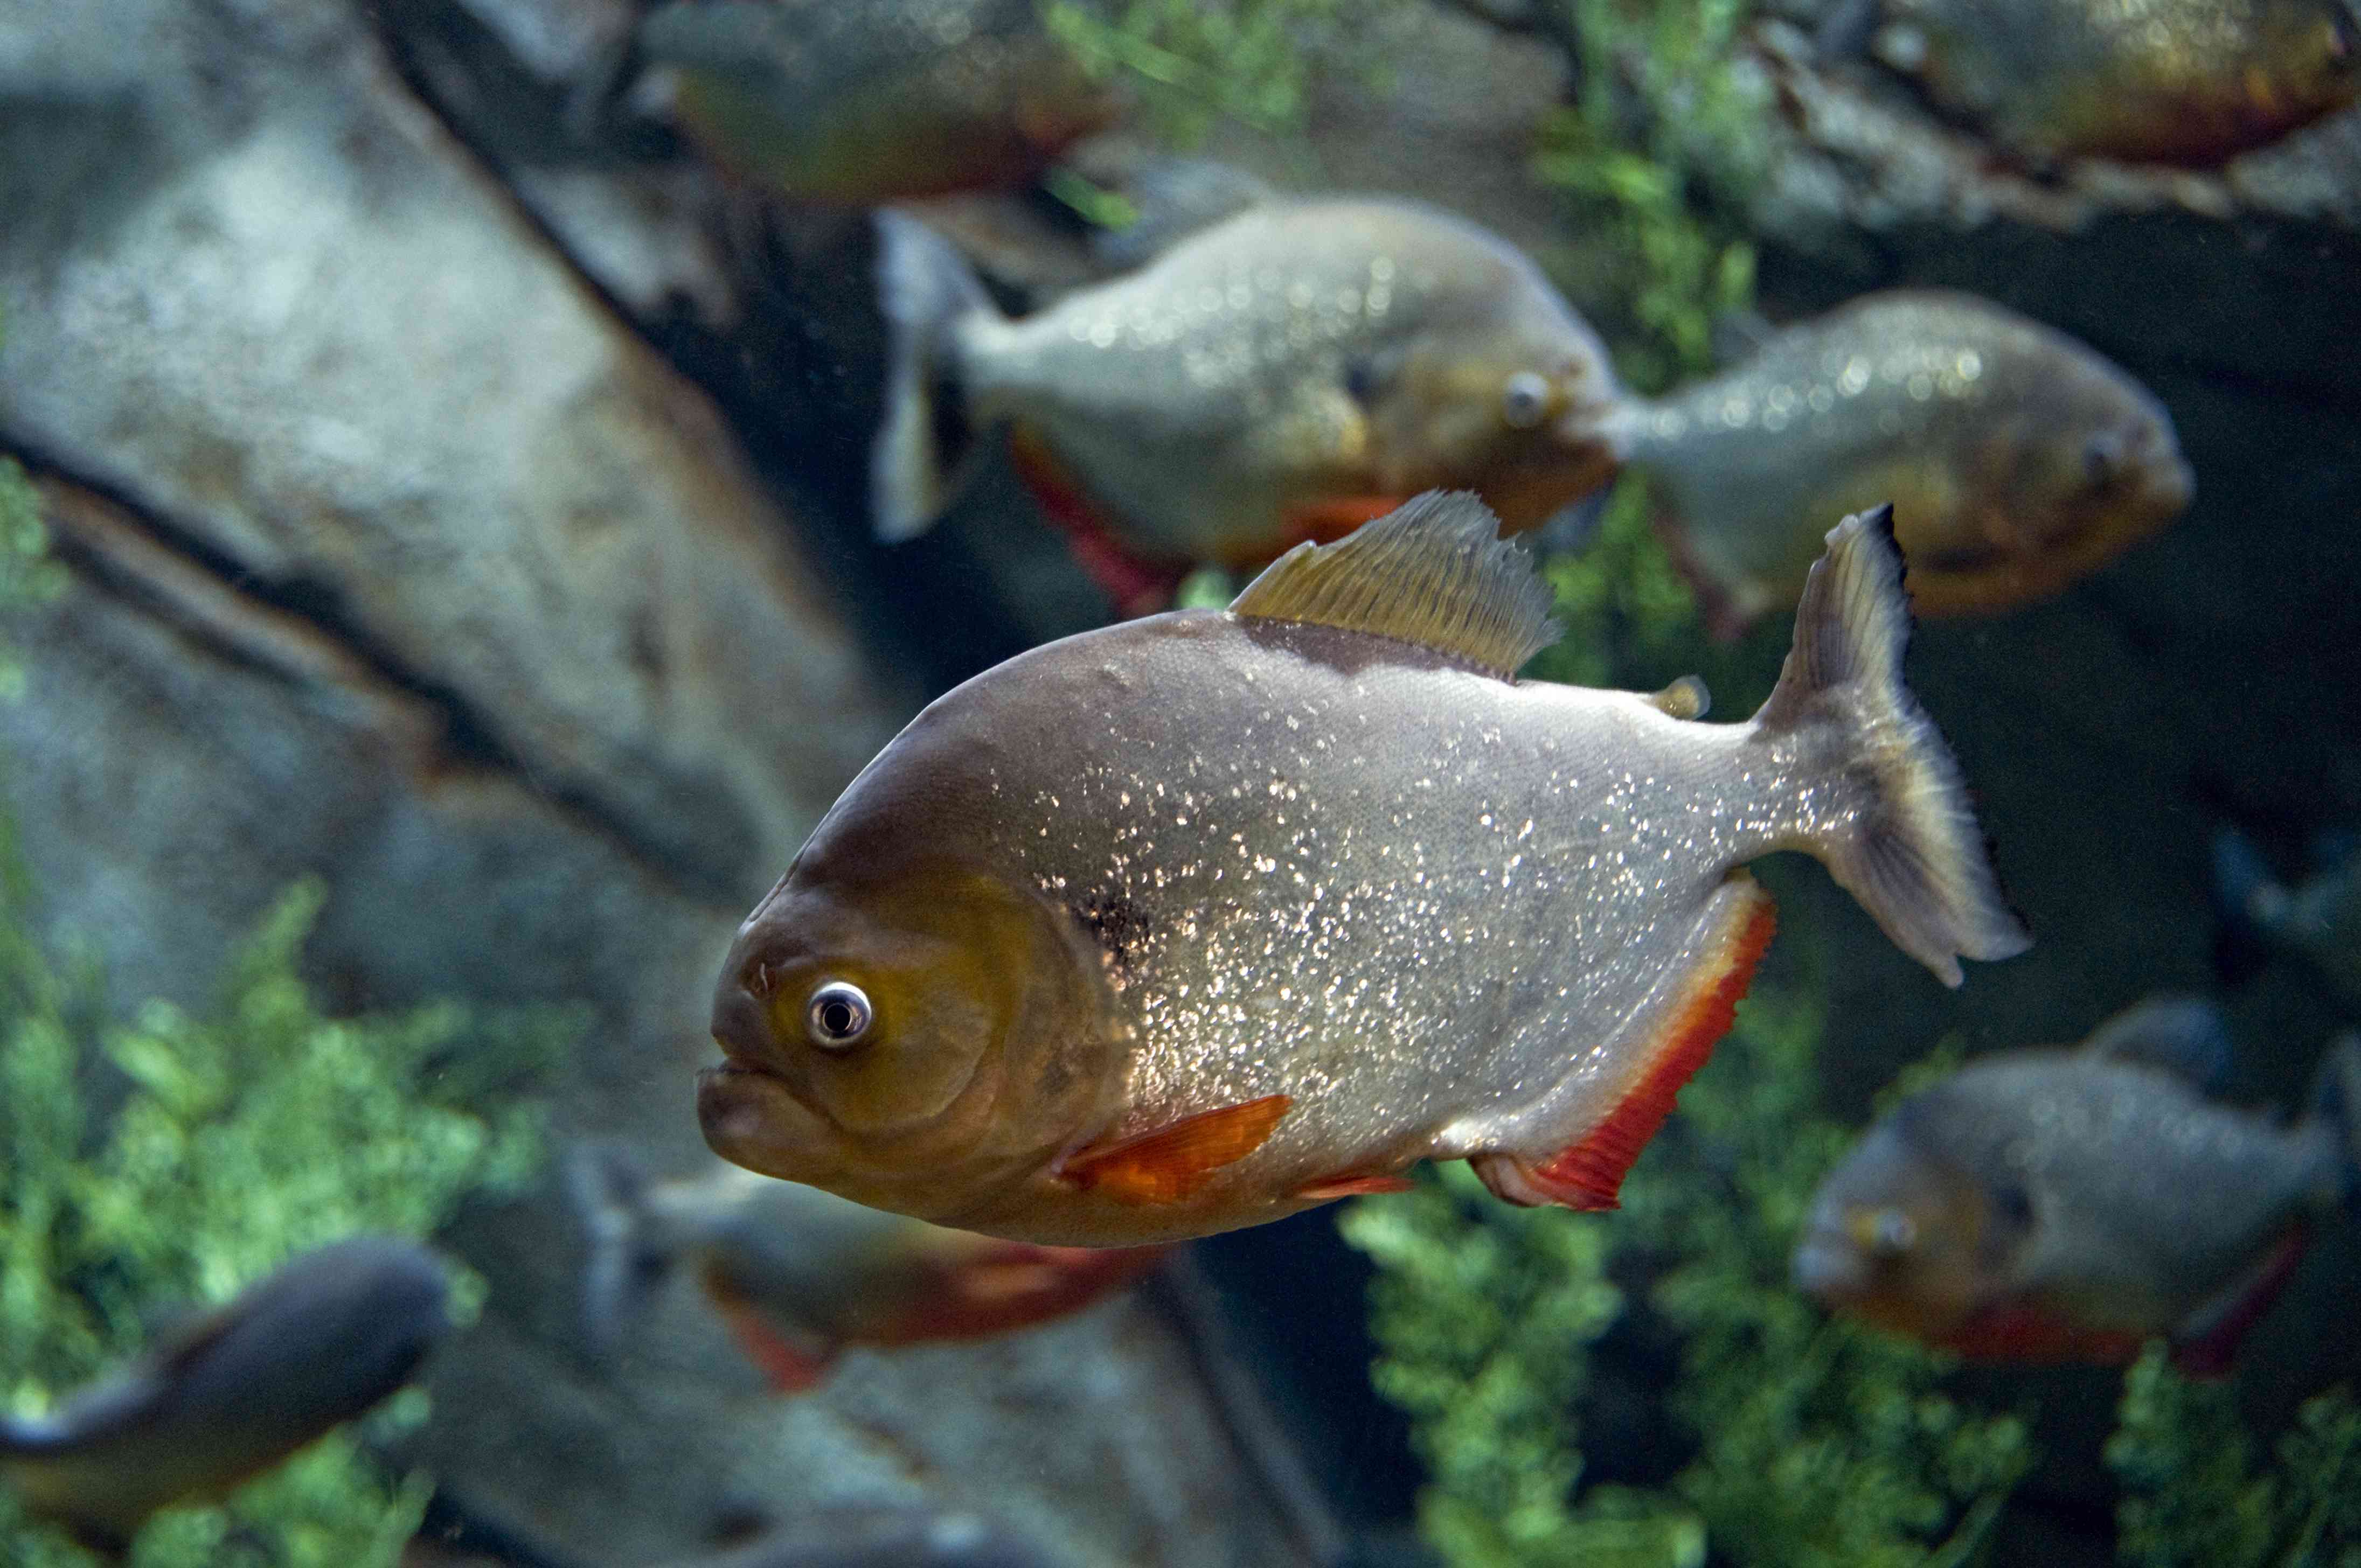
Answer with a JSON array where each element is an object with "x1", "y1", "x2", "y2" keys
[
  {"x1": 1753, "y1": 505, "x2": 2030, "y2": 986},
  {"x1": 871, "y1": 211, "x2": 997, "y2": 543}
]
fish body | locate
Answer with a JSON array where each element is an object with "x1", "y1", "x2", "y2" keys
[
  {"x1": 571, "y1": 1149, "x2": 1164, "y2": 1390},
  {"x1": 0, "y1": 1237, "x2": 453, "y2": 1557},
  {"x1": 1610, "y1": 290, "x2": 2191, "y2": 635},
  {"x1": 641, "y1": 0, "x2": 1119, "y2": 202},
  {"x1": 2217, "y1": 827, "x2": 2361, "y2": 1009},
  {"x1": 1839, "y1": 0, "x2": 2361, "y2": 165},
  {"x1": 701, "y1": 494, "x2": 2026, "y2": 1247},
  {"x1": 1794, "y1": 999, "x2": 2361, "y2": 1375},
  {"x1": 655, "y1": 1507, "x2": 1057, "y2": 1568},
  {"x1": 873, "y1": 202, "x2": 1627, "y2": 593}
]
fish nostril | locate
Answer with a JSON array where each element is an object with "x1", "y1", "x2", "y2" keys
[{"x1": 710, "y1": 967, "x2": 783, "y2": 1063}]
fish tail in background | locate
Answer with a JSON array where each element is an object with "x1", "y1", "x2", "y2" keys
[
  {"x1": 1752, "y1": 505, "x2": 2031, "y2": 986},
  {"x1": 2313, "y1": 1035, "x2": 2361, "y2": 1214},
  {"x1": 2213, "y1": 826, "x2": 2293, "y2": 935},
  {"x1": 564, "y1": 1144, "x2": 670, "y2": 1358},
  {"x1": 872, "y1": 210, "x2": 997, "y2": 542}
]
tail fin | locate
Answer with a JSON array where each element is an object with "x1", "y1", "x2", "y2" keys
[
  {"x1": 871, "y1": 211, "x2": 995, "y2": 543},
  {"x1": 2213, "y1": 826, "x2": 2292, "y2": 935},
  {"x1": 2311, "y1": 1035, "x2": 2361, "y2": 1212},
  {"x1": 565, "y1": 1144, "x2": 672, "y2": 1358},
  {"x1": 1752, "y1": 505, "x2": 2030, "y2": 986}
]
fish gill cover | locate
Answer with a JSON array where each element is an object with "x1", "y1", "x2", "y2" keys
[{"x1": 0, "y1": 447, "x2": 579, "y2": 1565}]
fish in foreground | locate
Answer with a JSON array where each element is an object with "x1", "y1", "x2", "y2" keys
[
  {"x1": 873, "y1": 200, "x2": 1626, "y2": 611},
  {"x1": 2217, "y1": 826, "x2": 2361, "y2": 1011},
  {"x1": 570, "y1": 1147, "x2": 1165, "y2": 1391},
  {"x1": 0, "y1": 1236, "x2": 453, "y2": 1558},
  {"x1": 1607, "y1": 290, "x2": 2192, "y2": 637},
  {"x1": 638, "y1": 0, "x2": 1119, "y2": 203},
  {"x1": 1822, "y1": 0, "x2": 2361, "y2": 166},
  {"x1": 702, "y1": 492, "x2": 2027, "y2": 1246},
  {"x1": 1795, "y1": 998, "x2": 2361, "y2": 1376}
]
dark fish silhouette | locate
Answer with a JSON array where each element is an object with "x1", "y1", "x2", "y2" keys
[{"x1": 0, "y1": 1236, "x2": 454, "y2": 1558}]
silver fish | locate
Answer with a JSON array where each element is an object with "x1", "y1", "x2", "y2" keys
[{"x1": 699, "y1": 493, "x2": 2027, "y2": 1246}]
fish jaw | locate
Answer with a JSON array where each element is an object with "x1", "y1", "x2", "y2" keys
[{"x1": 697, "y1": 1061, "x2": 856, "y2": 1191}]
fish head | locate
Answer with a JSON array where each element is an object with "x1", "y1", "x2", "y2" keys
[
  {"x1": 2012, "y1": 366, "x2": 2193, "y2": 550},
  {"x1": 1791, "y1": 1120, "x2": 2032, "y2": 1341},
  {"x1": 1363, "y1": 301, "x2": 1626, "y2": 528},
  {"x1": 702, "y1": 845, "x2": 1122, "y2": 1224}
]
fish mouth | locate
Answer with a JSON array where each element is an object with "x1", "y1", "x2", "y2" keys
[
  {"x1": 697, "y1": 1059, "x2": 844, "y2": 1185},
  {"x1": 1790, "y1": 1229, "x2": 1872, "y2": 1302}
]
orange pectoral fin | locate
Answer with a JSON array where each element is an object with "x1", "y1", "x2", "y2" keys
[
  {"x1": 1060, "y1": 1095, "x2": 1292, "y2": 1205},
  {"x1": 1478, "y1": 878, "x2": 1776, "y2": 1211},
  {"x1": 1007, "y1": 423, "x2": 1187, "y2": 615}
]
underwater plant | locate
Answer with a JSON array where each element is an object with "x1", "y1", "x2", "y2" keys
[
  {"x1": 1344, "y1": 984, "x2": 2035, "y2": 1568},
  {"x1": 1040, "y1": 0, "x2": 1401, "y2": 144},
  {"x1": 0, "y1": 871, "x2": 571, "y2": 1567},
  {"x1": 0, "y1": 505, "x2": 572, "y2": 1564},
  {"x1": 2109, "y1": 1348, "x2": 2361, "y2": 1568}
]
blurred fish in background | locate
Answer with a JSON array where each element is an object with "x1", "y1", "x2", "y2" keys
[
  {"x1": 1818, "y1": 0, "x2": 2361, "y2": 166},
  {"x1": 699, "y1": 496, "x2": 2026, "y2": 1245},
  {"x1": 2217, "y1": 825, "x2": 2361, "y2": 1012},
  {"x1": 647, "y1": 1505, "x2": 1061, "y2": 1567},
  {"x1": 1795, "y1": 997, "x2": 2361, "y2": 1376},
  {"x1": 871, "y1": 199, "x2": 1628, "y2": 611},
  {"x1": 1606, "y1": 290, "x2": 2192, "y2": 637},
  {"x1": 0, "y1": 1237, "x2": 454, "y2": 1560},
  {"x1": 569, "y1": 1147, "x2": 1167, "y2": 1391},
  {"x1": 635, "y1": 0, "x2": 1122, "y2": 203}
]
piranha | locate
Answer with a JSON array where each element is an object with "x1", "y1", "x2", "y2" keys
[
  {"x1": 2217, "y1": 826, "x2": 2361, "y2": 1012},
  {"x1": 1821, "y1": 0, "x2": 2361, "y2": 166},
  {"x1": 568, "y1": 1147, "x2": 1165, "y2": 1391},
  {"x1": 700, "y1": 492, "x2": 2028, "y2": 1248},
  {"x1": 873, "y1": 201, "x2": 1627, "y2": 611},
  {"x1": 637, "y1": 0, "x2": 1121, "y2": 203},
  {"x1": 1794, "y1": 998, "x2": 2361, "y2": 1376},
  {"x1": 0, "y1": 1237, "x2": 453, "y2": 1559},
  {"x1": 1606, "y1": 290, "x2": 2192, "y2": 637}
]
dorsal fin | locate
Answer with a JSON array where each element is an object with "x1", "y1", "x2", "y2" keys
[
  {"x1": 1227, "y1": 491, "x2": 1560, "y2": 679},
  {"x1": 2083, "y1": 995, "x2": 2233, "y2": 1093}
]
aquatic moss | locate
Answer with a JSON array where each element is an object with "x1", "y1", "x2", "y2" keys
[
  {"x1": 0, "y1": 872, "x2": 573, "y2": 1567},
  {"x1": 1344, "y1": 984, "x2": 2033, "y2": 1568},
  {"x1": 2109, "y1": 1349, "x2": 2361, "y2": 1568},
  {"x1": 0, "y1": 455, "x2": 66, "y2": 699},
  {"x1": 1040, "y1": 0, "x2": 1399, "y2": 144}
]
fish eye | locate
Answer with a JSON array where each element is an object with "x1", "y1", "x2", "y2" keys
[
  {"x1": 1502, "y1": 371, "x2": 1551, "y2": 429},
  {"x1": 2082, "y1": 432, "x2": 2124, "y2": 486},
  {"x1": 805, "y1": 981, "x2": 873, "y2": 1050}
]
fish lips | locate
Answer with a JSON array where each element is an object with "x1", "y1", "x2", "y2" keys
[
  {"x1": 1791, "y1": 1226, "x2": 1876, "y2": 1304},
  {"x1": 697, "y1": 1058, "x2": 849, "y2": 1187}
]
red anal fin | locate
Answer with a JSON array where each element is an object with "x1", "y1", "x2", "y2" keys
[
  {"x1": 1487, "y1": 879, "x2": 1776, "y2": 1211},
  {"x1": 1935, "y1": 1299, "x2": 2147, "y2": 1366},
  {"x1": 1060, "y1": 1095, "x2": 1292, "y2": 1205},
  {"x1": 869, "y1": 1244, "x2": 1171, "y2": 1347},
  {"x1": 1006, "y1": 424, "x2": 1188, "y2": 616},
  {"x1": 2168, "y1": 1223, "x2": 2311, "y2": 1381},
  {"x1": 1295, "y1": 1172, "x2": 1418, "y2": 1202},
  {"x1": 712, "y1": 1299, "x2": 837, "y2": 1393}
]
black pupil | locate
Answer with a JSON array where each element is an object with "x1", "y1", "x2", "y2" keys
[{"x1": 818, "y1": 996, "x2": 860, "y2": 1036}]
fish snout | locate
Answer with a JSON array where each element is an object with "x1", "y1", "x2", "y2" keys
[
  {"x1": 1791, "y1": 1227, "x2": 1874, "y2": 1303},
  {"x1": 711, "y1": 945, "x2": 788, "y2": 1069}
]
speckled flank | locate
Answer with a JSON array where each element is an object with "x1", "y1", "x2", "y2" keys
[{"x1": 1614, "y1": 290, "x2": 2191, "y2": 626}]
